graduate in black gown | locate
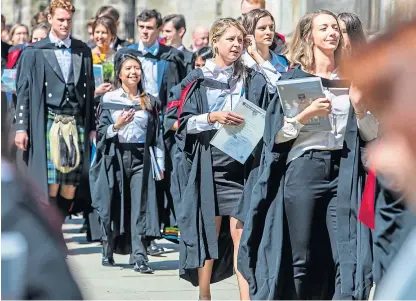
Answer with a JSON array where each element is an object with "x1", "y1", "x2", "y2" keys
[
  {"x1": 14, "y1": 0, "x2": 95, "y2": 238},
  {"x1": 90, "y1": 53, "x2": 164, "y2": 273},
  {"x1": 238, "y1": 10, "x2": 378, "y2": 300},
  {"x1": 174, "y1": 18, "x2": 270, "y2": 300},
  {"x1": 116, "y1": 9, "x2": 186, "y2": 254},
  {"x1": 162, "y1": 47, "x2": 213, "y2": 243}
]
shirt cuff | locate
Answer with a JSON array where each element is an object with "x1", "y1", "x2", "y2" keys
[
  {"x1": 186, "y1": 114, "x2": 218, "y2": 134},
  {"x1": 16, "y1": 130, "x2": 27, "y2": 133},
  {"x1": 155, "y1": 147, "x2": 165, "y2": 171},
  {"x1": 106, "y1": 125, "x2": 118, "y2": 138},
  {"x1": 357, "y1": 112, "x2": 379, "y2": 142},
  {"x1": 275, "y1": 117, "x2": 304, "y2": 144}
]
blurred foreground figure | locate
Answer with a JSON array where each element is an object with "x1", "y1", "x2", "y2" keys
[
  {"x1": 343, "y1": 18, "x2": 416, "y2": 299},
  {"x1": 1, "y1": 84, "x2": 83, "y2": 300}
]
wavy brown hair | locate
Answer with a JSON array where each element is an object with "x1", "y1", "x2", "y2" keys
[
  {"x1": 284, "y1": 10, "x2": 343, "y2": 72},
  {"x1": 114, "y1": 54, "x2": 152, "y2": 111},
  {"x1": 210, "y1": 17, "x2": 247, "y2": 81},
  {"x1": 93, "y1": 16, "x2": 117, "y2": 44}
]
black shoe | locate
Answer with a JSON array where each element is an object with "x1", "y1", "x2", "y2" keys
[
  {"x1": 133, "y1": 261, "x2": 153, "y2": 274},
  {"x1": 102, "y1": 256, "x2": 116, "y2": 266},
  {"x1": 79, "y1": 222, "x2": 88, "y2": 234},
  {"x1": 147, "y1": 241, "x2": 164, "y2": 256}
]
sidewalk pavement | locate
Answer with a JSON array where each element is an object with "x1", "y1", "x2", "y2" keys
[{"x1": 64, "y1": 217, "x2": 240, "y2": 300}]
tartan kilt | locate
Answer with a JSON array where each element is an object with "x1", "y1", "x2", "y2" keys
[{"x1": 46, "y1": 107, "x2": 85, "y2": 186}]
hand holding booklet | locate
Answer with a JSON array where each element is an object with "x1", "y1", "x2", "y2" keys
[
  {"x1": 210, "y1": 98, "x2": 266, "y2": 164},
  {"x1": 276, "y1": 77, "x2": 332, "y2": 132}
]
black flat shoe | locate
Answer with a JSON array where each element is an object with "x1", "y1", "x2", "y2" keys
[
  {"x1": 102, "y1": 257, "x2": 116, "y2": 267},
  {"x1": 133, "y1": 261, "x2": 153, "y2": 274},
  {"x1": 147, "y1": 241, "x2": 164, "y2": 256}
]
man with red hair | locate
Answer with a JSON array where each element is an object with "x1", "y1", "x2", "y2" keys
[{"x1": 14, "y1": 0, "x2": 96, "y2": 236}]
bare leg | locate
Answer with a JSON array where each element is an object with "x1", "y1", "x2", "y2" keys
[
  {"x1": 60, "y1": 185, "x2": 76, "y2": 200},
  {"x1": 230, "y1": 217, "x2": 250, "y2": 300},
  {"x1": 198, "y1": 216, "x2": 222, "y2": 300},
  {"x1": 49, "y1": 184, "x2": 60, "y2": 197}
]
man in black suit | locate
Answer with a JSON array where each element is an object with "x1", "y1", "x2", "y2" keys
[
  {"x1": 162, "y1": 14, "x2": 193, "y2": 74},
  {"x1": 14, "y1": 0, "x2": 95, "y2": 232}
]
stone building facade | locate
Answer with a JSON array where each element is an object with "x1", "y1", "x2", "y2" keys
[{"x1": 1, "y1": 0, "x2": 413, "y2": 46}]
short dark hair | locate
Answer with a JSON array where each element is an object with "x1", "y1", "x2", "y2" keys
[
  {"x1": 95, "y1": 6, "x2": 120, "y2": 21},
  {"x1": 163, "y1": 14, "x2": 186, "y2": 32},
  {"x1": 136, "y1": 9, "x2": 162, "y2": 28}
]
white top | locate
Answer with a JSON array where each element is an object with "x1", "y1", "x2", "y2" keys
[
  {"x1": 136, "y1": 40, "x2": 166, "y2": 98},
  {"x1": 275, "y1": 74, "x2": 379, "y2": 163},
  {"x1": 186, "y1": 59, "x2": 244, "y2": 134},
  {"x1": 49, "y1": 33, "x2": 72, "y2": 83},
  {"x1": 103, "y1": 88, "x2": 165, "y2": 170},
  {"x1": 242, "y1": 50, "x2": 287, "y2": 94}
]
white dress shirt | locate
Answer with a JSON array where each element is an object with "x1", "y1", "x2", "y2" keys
[
  {"x1": 48, "y1": 33, "x2": 72, "y2": 83},
  {"x1": 243, "y1": 50, "x2": 288, "y2": 94},
  {"x1": 103, "y1": 88, "x2": 165, "y2": 170},
  {"x1": 186, "y1": 59, "x2": 244, "y2": 134},
  {"x1": 275, "y1": 72, "x2": 379, "y2": 163},
  {"x1": 136, "y1": 41, "x2": 166, "y2": 98}
]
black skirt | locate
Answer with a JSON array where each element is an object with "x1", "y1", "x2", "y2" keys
[{"x1": 211, "y1": 146, "x2": 244, "y2": 216}]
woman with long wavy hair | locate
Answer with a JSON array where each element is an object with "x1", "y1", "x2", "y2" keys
[{"x1": 238, "y1": 9, "x2": 378, "y2": 299}]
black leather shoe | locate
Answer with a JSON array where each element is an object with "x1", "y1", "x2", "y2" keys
[
  {"x1": 147, "y1": 241, "x2": 164, "y2": 256},
  {"x1": 102, "y1": 256, "x2": 116, "y2": 266},
  {"x1": 134, "y1": 261, "x2": 153, "y2": 274}
]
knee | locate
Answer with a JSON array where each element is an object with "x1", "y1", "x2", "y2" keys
[
  {"x1": 230, "y1": 218, "x2": 243, "y2": 244},
  {"x1": 60, "y1": 185, "x2": 76, "y2": 199}
]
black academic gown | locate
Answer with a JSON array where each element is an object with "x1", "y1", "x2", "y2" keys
[
  {"x1": 372, "y1": 176, "x2": 416, "y2": 284},
  {"x1": 2, "y1": 160, "x2": 83, "y2": 300},
  {"x1": 182, "y1": 47, "x2": 194, "y2": 74},
  {"x1": 15, "y1": 37, "x2": 95, "y2": 201},
  {"x1": 174, "y1": 68, "x2": 270, "y2": 286},
  {"x1": 237, "y1": 67, "x2": 373, "y2": 300},
  {"x1": 117, "y1": 44, "x2": 186, "y2": 232},
  {"x1": 89, "y1": 95, "x2": 163, "y2": 254}
]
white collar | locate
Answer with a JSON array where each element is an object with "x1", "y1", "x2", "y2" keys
[
  {"x1": 176, "y1": 45, "x2": 185, "y2": 51},
  {"x1": 49, "y1": 32, "x2": 71, "y2": 48},
  {"x1": 203, "y1": 59, "x2": 234, "y2": 81},
  {"x1": 138, "y1": 40, "x2": 159, "y2": 56}
]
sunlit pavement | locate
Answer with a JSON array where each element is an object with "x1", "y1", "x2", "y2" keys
[{"x1": 64, "y1": 216, "x2": 240, "y2": 300}]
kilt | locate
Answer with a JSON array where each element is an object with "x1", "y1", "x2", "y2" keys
[{"x1": 46, "y1": 107, "x2": 85, "y2": 186}]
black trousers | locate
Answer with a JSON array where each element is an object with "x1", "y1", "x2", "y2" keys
[
  {"x1": 121, "y1": 144, "x2": 149, "y2": 264},
  {"x1": 284, "y1": 150, "x2": 341, "y2": 299}
]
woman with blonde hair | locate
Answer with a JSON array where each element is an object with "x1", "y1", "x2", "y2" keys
[
  {"x1": 90, "y1": 52, "x2": 164, "y2": 274},
  {"x1": 9, "y1": 23, "x2": 28, "y2": 46},
  {"x1": 238, "y1": 9, "x2": 378, "y2": 299},
  {"x1": 173, "y1": 17, "x2": 270, "y2": 300}
]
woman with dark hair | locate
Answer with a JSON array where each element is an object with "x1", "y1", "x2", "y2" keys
[
  {"x1": 90, "y1": 52, "x2": 164, "y2": 274},
  {"x1": 191, "y1": 46, "x2": 213, "y2": 69},
  {"x1": 242, "y1": 8, "x2": 288, "y2": 94},
  {"x1": 337, "y1": 12, "x2": 366, "y2": 56},
  {"x1": 238, "y1": 10, "x2": 378, "y2": 299},
  {"x1": 174, "y1": 17, "x2": 270, "y2": 300}
]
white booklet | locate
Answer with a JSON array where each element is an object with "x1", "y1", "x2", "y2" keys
[
  {"x1": 210, "y1": 98, "x2": 266, "y2": 164},
  {"x1": 276, "y1": 77, "x2": 332, "y2": 132},
  {"x1": 149, "y1": 147, "x2": 162, "y2": 181}
]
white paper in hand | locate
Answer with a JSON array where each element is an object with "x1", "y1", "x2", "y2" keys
[{"x1": 210, "y1": 98, "x2": 266, "y2": 164}]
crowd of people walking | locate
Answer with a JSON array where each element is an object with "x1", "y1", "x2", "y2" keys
[{"x1": 2, "y1": 0, "x2": 416, "y2": 299}]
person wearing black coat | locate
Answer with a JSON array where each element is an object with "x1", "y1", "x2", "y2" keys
[
  {"x1": 173, "y1": 18, "x2": 271, "y2": 300},
  {"x1": 238, "y1": 10, "x2": 378, "y2": 300}
]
